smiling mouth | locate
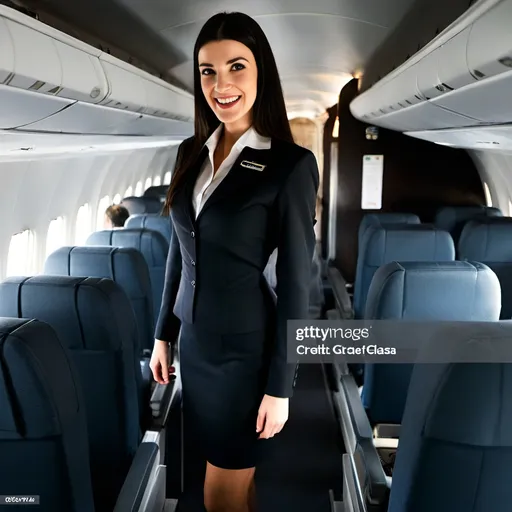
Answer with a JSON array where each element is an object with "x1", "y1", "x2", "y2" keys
[{"x1": 214, "y1": 96, "x2": 241, "y2": 109}]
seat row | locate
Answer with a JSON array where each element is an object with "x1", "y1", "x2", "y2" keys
[
  {"x1": 0, "y1": 274, "x2": 178, "y2": 511},
  {"x1": 328, "y1": 205, "x2": 512, "y2": 511}
]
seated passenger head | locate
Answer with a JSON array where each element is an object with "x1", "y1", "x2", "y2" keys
[
  {"x1": 104, "y1": 204, "x2": 130, "y2": 229},
  {"x1": 163, "y1": 12, "x2": 292, "y2": 215}
]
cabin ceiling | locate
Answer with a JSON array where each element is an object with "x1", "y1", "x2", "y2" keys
[{"x1": 15, "y1": 0, "x2": 419, "y2": 119}]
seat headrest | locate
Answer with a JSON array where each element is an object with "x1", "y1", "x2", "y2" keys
[
  {"x1": 121, "y1": 196, "x2": 162, "y2": 215},
  {"x1": 459, "y1": 217, "x2": 512, "y2": 261},
  {"x1": 125, "y1": 214, "x2": 172, "y2": 242},
  {"x1": 0, "y1": 317, "x2": 80, "y2": 438},
  {"x1": 0, "y1": 276, "x2": 138, "y2": 352},
  {"x1": 364, "y1": 224, "x2": 455, "y2": 267},
  {"x1": 358, "y1": 213, "x2": 420, "y2": 248},
  {"x1": 434, "y1": 205, "x2": 502, "y2": 239},
  {"x1": 86, "y1": 228, "x2": 168, "y2": 265},
  {"x1": 143, "y1": 185, "x2": 168, "y2": 200},
  {"x1": 44, "y1": 246, "x2": 152, "y2": 300},
  {"x1": 366, "y1": 261, "x2": 501, "y2": 320}
]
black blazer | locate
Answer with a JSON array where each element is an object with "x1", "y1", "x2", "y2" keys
[{"x1": 155, "y1": 135, "x2": 319, "y2": 398}]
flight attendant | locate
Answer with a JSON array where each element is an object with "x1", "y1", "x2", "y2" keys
[{"x1": 150, "y1": 11, "x2": 319, "y2": 512}]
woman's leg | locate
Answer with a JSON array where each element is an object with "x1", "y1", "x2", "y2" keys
[{"x1": 204, "y1": 461, "x2": 256, "y2": 512}]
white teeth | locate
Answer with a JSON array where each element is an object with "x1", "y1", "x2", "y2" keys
[{"x1": 217, "y1": 96, "x2": 240, "y2": 104}]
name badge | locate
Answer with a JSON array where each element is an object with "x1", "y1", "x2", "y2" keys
[{"x1": 241, "y1": 160, "x2": 266, "y2": 172}]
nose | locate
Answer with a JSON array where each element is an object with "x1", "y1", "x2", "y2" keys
[{"x1": 214, "y1": 72, "x2": 232, "y2": 93}]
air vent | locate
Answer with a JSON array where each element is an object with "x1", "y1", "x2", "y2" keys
[
  {"x1": 435, "y1": 83, "x2": 454, "y2": 92},
  {"x1": 498, "y1": 56, "x2": 512, "y2": 68}
]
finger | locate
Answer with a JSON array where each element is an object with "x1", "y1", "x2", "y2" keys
[
  {"x1": 256, "y1": 409, "x2": 265, "y2": 433},
  {"x1": 259, "y1": 422, "x2": 274, "y2": 439},
  {"x1": 151, "y1": 363, "x2": 165, "y2": 385}
]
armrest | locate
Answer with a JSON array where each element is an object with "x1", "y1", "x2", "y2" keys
[
  {"x1": 327, "y1": 266, "x2": 354, "y2": 319},
  {"x1": 356, "y1": 439, "x2": 390, "y2": 509},
  {"x1": 340, "y1": 374, "x2": 373, "y2": 440},
  {"x1": 114, "y1": 442, "x2": 159, "y2": 512}
]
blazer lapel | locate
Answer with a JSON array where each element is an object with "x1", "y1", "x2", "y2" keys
[
  {"x1": 195, "y1": 145, "x2": 272, "y2": 223},
  {"x1": 176, "y1": 145, "x2": 208, "y2": 227}
]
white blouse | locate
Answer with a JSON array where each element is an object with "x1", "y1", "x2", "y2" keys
[{"x1": 192, "y1": 124, "x2": 271, "y2": 218}]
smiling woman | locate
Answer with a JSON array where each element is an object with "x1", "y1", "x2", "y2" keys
[{"x1": 150, "y1": 10, "x2": 319, "y2": 512}]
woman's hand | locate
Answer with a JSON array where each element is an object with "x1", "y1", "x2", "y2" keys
[
  {"x1": 256, "y1": 394, "x2": 289, "y2": 439},
  {"x1": 150, "y1": 339, "x2": 175, "y2": 384}
]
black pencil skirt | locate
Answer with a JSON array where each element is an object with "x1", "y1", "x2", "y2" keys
[{"x1": 179, "y1": 320, "x2": 274, "y2": 470}]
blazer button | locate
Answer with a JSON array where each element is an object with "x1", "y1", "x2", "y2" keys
[
  {"x1": 191, "y1": 280, "x2": 196, "y2": 287},
  {"x1": 191, "y1": 259, "x2": 195, "y2": 266},
  {"x1": 190, "y1": 231, "x2": 195, "y2": 238}
]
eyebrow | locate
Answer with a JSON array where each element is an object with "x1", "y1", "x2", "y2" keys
[{"x1": 199, "y1": 57, "x2": 249, "y2": 67}]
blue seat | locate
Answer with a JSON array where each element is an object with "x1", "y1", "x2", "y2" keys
[
  {"x1": 0, "y1": 276, "x2": 143, "y2": 511},
  {"x1": 121, "y1": 196, "x2": 162, "y2": 215},
  {"x1": 143, "y1": 185, "x2": 168, "y2": 201},
  {"x1": 459, "y1": 217, "x2": 512, "y2": 319},
  {"x1": 0, "y1": 317, "x2": 94, "y2": 512},
  {"x1": 86, "y1": 229, "x2": 168, "y2": 326},
  {"x1": 434, "y1": 205, "x2": 502, "y2": 246},
  {"x1": 353, "y1": 224, "x2": 455, "y2": 319},
  {"x1": 388, "y1": 322, "x2": 511, "y2": 511},
  {"x1": 44, "y1": 246, "x2": 154, "y2": 355},
  {"x1": 358, "y1": 213, "x2": 420, "y2": 251},
  {"x1": 362, "y1": 261, "x2": 501, "y2": 425},
  {"x1": 126, "y1": 213, "x2": 172, "y2": 243}
]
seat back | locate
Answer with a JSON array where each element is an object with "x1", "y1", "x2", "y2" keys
[
  {"x1": 389, "y1": 322, "x2": 512, "y2": 512},
  {"x1": 143, "y1": 185, "x2": 168, "y2": 200},
  {"x1": 44, "y1": 246, "x2": 154, "y2": 353},
  {"x1": 86, "y1": 229, "x2": 168, "y2": 325},
  {"x1": 358, "y1": 213, "x2": 420, "y2": 251},
  {"x1": 434, "y1": 205, "x2": 502, "y2": 246},
  {"x1": 125, "y1": 213, "x2": 172, "y2": 242},
  {"x1": 0, "y1": 276, "x2": 142, "y2": 511},
  {"x1": 121, "y1": 196, "x2": 162, "y2": 215},
  {"x1": 0, "y1": 317, "x2": 94, "y2": 512},
  {"x1": 362, "y1": 261, "x2": 501, "y2": 425},
  {"x1": 459, "y1": 217, "x2": 512, "y2": 319},
  {"x1": 354, "y1": 224, "x2": 455, "y2": 319}
]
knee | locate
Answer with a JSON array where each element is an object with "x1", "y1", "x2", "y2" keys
[{"x1": 204, "y1": 488, "x2": 246, "y2": 512}]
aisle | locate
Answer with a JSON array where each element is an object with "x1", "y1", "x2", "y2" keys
[{"x1": 176, "y1": 363, "x2": 344, "y2": 511}]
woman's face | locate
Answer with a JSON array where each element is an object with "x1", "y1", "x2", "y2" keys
[{"x1": 198, "y1": 39, "x2": 258, "y2": 130}]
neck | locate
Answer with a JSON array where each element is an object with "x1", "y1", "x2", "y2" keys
[{"x1": 222, "y1": 116, "x2": 252, "y2": 149}]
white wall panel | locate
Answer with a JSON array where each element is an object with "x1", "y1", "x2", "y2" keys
[{"x1": 0, "y1": 141, "x2": 179, "y2": 279}]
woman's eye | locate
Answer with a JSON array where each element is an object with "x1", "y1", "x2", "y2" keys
[
  {"x1": 232, "y1": 63, "x2": 245, "y2": 71},
  {"x1": 201, "y1": 68, "x2": 214, "y2": 76}
]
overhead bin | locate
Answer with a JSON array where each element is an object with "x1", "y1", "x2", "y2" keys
[
  {"x1": 0, "y1": 5, "x2": 193, "y2": 135},
  {"x1": 350, "y1": 0, "x2": 512, "y2": 132}
]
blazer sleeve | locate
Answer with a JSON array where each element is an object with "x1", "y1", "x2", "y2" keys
[
  {"x1": 154, "y1": 141, "x2": 187, "y2": 345},
  {"x1": 265, "y1": 151, "x2": 320, "y2": 398},
  {"x1": 154, "y1": 217, "x2": 182, "y2": 345}
]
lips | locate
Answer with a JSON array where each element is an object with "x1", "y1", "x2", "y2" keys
[{"x1": 214, "y1": 96, "x2": 241, "y2": 109}]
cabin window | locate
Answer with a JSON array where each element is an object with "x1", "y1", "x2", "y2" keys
[
  {"x1": 163, "y1": 172, "x2": 171, "y2": 185},
  {"x1": 96, "y1": 196, "x2": 111, "y2": 230},
  {"x1": 483, "y1": 182, "x2": 492, "y2": 206},
  {"x1": 113, "y1": 194, "x2": 121, "y2": 204},
  {"x1": 135, "y1": 181, "x2": 143, "y2": 196},
  {"x1": 144, "y1": 177, "x2": 152, "y2": 191},
  {"x1": 46, "y1": 216, "x2": 66, "y2": 257},
  {"x1": 153, "y1": 176, "x2": 161, "y2": 187},
  {"x1": 125, "y1": 186, "x2": 133, "y2": 198},
  {"x1": 6, "y1": 230, "x2": 36, "y2": 277},
  {"x1": 75, "y1": 203, "x2": 92, "y2": 245}
]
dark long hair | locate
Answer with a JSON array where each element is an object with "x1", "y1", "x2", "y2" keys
[{"x1": 163, "y1": 11, "x2": 294, "y2": 213}]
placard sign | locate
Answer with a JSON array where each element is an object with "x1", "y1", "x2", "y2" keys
[{"x1": 361, "y1": 155, "x2": 383, "y2": 209}]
